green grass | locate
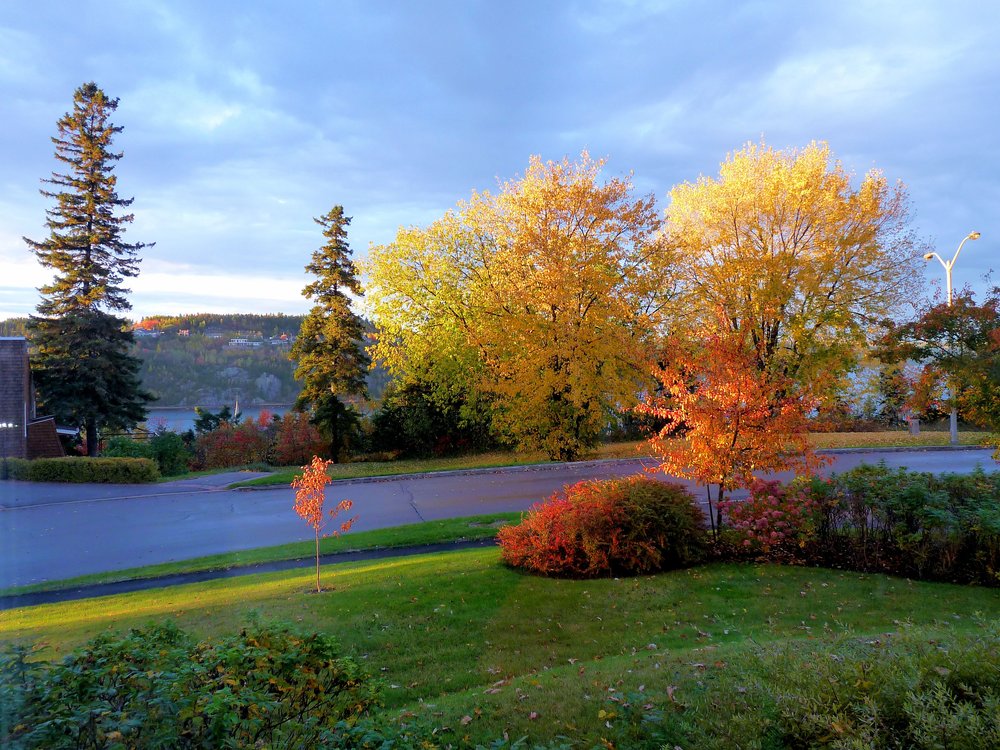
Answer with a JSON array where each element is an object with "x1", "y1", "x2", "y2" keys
[
  {"x1": 0, "y1": 513, "x2": 520, "y2": 597},
  {"x1": 3, "y1": 550, "x2": 998, "y2": 746}
]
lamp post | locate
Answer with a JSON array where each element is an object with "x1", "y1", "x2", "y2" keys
[{"x1": 923, "y1": 231, "x2": 981, "y2": 445}]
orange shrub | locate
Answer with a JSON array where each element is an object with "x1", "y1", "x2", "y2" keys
[{"x1": 498, "y1": 476, "x2": 706, "y2": 577}]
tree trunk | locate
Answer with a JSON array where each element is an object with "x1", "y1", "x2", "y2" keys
[
  {"x1": 315, "y1": 529, "x2": 321, "y2": 593},
  {"x1": 86, "y1": 418, "x2": 98, "y2": 457},
  {"x1": 328, "y1": 407, "x2": 340, "y2": 463}
]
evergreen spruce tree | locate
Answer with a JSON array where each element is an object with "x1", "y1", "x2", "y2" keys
[
  {"x1": 24, "y1": 82, "x2": 153, "y2": 456},
  {"x1": 290, "y1": 206, "x2": 369, "y2": 460}
]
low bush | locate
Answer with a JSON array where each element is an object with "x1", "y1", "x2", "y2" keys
[
  {"x1": 1, "y1": 620, "x2": 380, "y2": 749},
  {"x1": 196, "y1": 420, "x2": 273, "y2": 469},
  {"x1": 719, "y1": 478, "x2": 832, "y2": 563},
  {"x1": 498, "y1": 476, "x2": 706, "y2": 577},
  {"x1": 272, "y1": 412, "x2": 328, "y2": 466},
  {"x1": 1, "y1": 457, "x2": 30, "y2": 480},
  {"x1": 719, "y1": 464, "x2": 1000, "y2": 585},
  {"x1": 3, "y1": 456, "x2": 159, "y2": 483},
  {"x1": 637, "y1": 625, "x2": 1000, "y2": 749},
  {"x1": 103, "y1": 432, "x2": 192, "y2": 476}
]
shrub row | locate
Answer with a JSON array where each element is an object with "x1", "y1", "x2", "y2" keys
[
  {"x1": 721, "y1": 464, "x2": 1000, "y2": 585},
  {"x1": 2, "y1": 456, "x2": 159, "y2": 483},
  {"x1": 1, "y1": 621, "x2": 379, "y2": 749},
  {"x1": 498, "y1": 475, "x2": 705, "y2": 577},
  {"x1": 103, "y1": 432, "x2": 191, "y2": 476},
  {"x1": 500, "y1": 464, "x2": 1000, "y2": 586},
  {"x1": 194, "y1": 412, "x2": 327, "y2": 469}
]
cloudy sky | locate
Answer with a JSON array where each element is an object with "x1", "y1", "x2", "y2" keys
[{"x1": 1, "y1": 0, "x2": 997, "y2": 321}]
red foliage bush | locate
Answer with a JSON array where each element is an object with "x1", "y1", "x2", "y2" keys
[
  {"x1": 498, "y1": 476, "x2": 705, "y2": 577},
  {"x1": 273, "y1": 412, "x2": 328, "y2": 465},
  {"x1": 718, "y1": 478, "x2": 831, "y2": 561},
  {"x1": 197, "y1": 420, "x2": 272, "y2": 468}
]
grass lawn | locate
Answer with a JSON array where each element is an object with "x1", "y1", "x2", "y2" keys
[
  {"x1": 231, "y1": 431, "x2": 993, "y2": 488},
  {"x1": 4, "y1": 548, "x2": 998, "y2": 746}
]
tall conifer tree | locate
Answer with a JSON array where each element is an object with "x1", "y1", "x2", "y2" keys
[
  {"x1": 24, "y1": 82, "x2": 153, "y2": 455},
  {"x1": 290, "y1": 206, "x2": 369, "y2": 460}
]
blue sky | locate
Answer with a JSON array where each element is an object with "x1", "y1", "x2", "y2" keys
[{"x1": 1, "y1": 0, "x2": 997, "y2": 320}]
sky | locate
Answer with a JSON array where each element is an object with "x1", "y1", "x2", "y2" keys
[{"x1": 1, "y1": 0, "x2": 997, "y2": 321}]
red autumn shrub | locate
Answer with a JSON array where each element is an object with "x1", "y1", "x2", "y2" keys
[
  {"x1": 718, "y1": 478, "x2": 831, "y2": 561},
  {"x1": 498, "y1": 476, "x2": 706, "y2": 577},
  {"x1": 273, "y1": 412, "x2": 328, "y2": 465},
  {"x1": 197, "y1": 420, "x2": 272, "y2": 468}
]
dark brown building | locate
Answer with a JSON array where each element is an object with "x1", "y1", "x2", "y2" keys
[{"x1": 0, "y1": 337, "x2": 65, "y2": 459}]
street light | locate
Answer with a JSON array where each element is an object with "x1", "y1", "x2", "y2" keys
[{"x1": 923, "y1": 231, "x2": 981, "y2": 444}]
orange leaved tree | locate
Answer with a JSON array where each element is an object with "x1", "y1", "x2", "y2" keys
[
  {"x1": 291, "y1": 455, "x2": 356, "y2": 592},
  {"x1": 639, "y1": 321, "x2": 828, "y2": 538}
]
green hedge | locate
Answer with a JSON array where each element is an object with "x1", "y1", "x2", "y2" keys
[
  {"x1": 2, "y1": 456, "x2": 159, "y2": 483},
  {"x1": 0, "y1": 458, "x2": 29, "y2": 481}
]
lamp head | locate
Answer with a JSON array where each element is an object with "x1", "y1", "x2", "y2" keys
[
  {"x1": 969, "y1": 231, "x2": 981, "y2": 240},
  {"x1": 923, "y1": 253, "x2": 935, "y2": 261}
]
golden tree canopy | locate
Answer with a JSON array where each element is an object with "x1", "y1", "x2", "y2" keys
[
  {"x1": 364, "y1": 153, "x2": 675, "y2": 460},
  {"x1": 666, "y1": 140, "x2": 919, "y2": 388}
]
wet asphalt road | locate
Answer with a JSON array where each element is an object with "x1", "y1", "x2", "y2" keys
[{"x1": 1, "y1": 449, "x2": 996, "y2": 588}]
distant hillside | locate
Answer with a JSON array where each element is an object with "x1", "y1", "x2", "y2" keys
[
  {"x1": 0, "y1": 318, "x2": 28, "y2": 337},
  {"x1": 0, "y1": 313, "x2": 391, "y2": 408},
  {"x1": 134, "y1": 313, "x2": 390, "y2": 408},
  {"x1": 133, "y1": 314, "x2": 305, "y2": 407}
]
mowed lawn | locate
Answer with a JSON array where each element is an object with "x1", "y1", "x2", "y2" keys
[{"x1": 4, "y1": 547, "x2": 999, "y2": 745}]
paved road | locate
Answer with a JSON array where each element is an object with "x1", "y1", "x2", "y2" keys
[{"x1": 1, "y1": 449, "x2": 995, "y2": 588}]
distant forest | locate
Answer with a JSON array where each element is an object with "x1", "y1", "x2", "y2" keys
[{"x1": 0, "y1": 313, "x2": 389, "y2": 408}]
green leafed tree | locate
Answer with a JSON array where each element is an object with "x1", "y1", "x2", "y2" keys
[
  {"x1": 23, "y1": 82, "x2": 153, "y2": 455},
  {"x1": 877, "y1": 291, "x2": 1000, "y2": 429},
  {"x1": 289, "y1": 206, "x2": 370, "y2": 460}
]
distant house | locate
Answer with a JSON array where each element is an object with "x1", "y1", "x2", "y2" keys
[
  {"x1": 0, "y1": 337, "x2": 67, "y2": 460},
  {"x1": 226, "y1": 337, "x2": 263, "y2": 349}
]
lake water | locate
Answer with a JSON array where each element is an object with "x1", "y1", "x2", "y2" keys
[{"x1": 145, "y1": 405, "x2": 291, "y2": 433}]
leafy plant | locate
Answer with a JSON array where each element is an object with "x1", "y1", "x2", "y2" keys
[
  {"x1": 719, "y1": 477, "x2": 831, "y2": 562},
  {"x1": 1, "y1": 620, "x2": 380, "y2": 749},
  {"x1": 498, "y1": 476, "x2": 705, "y2": 577},
  {"x1": 292, "y1": 456, "x2": 356, "y2": 592}
]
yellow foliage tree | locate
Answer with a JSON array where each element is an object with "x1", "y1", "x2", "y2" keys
[
  {"x1": 364, "y1": 153, "x2": 675, "y2": 460},
  {"x1": 642, "y1": 141, "x2": 918, "y2": 525},
  {"x1": 666, "y1": 140, "x2": 919, "y2": 396}
]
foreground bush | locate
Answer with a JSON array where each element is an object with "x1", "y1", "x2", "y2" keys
[
  {"x1": 498, "y1": 476, "x2": 705, "y2": 577},
  {"x1": 2, "y1": 456, "x2": 159, "y2": 483},
  {"x1": 637, "y1": 624, "x2": 1000, "y2": 749},
  {"x1": 1, "y1": 621, "x2": 379, "y2": 749}
]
